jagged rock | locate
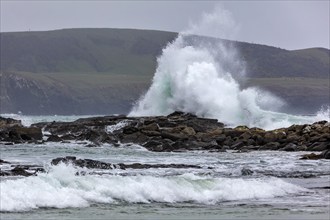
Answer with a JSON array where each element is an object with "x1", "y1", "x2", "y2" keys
[
  {"x1": 51, "y1": 156, "x2": 203, "y2": 169},
  {"x1": 47, "y1": 135, "x2": 63, "y2": 142},
  {"x1": 263, "y1": 131, "x2": 286, "y2": 143},
  {"x1": 223, "y1": 128, "x2": 246, "y2": 138},
  {"x1": 307, "y1": 142, "x2": 330, "y2": 151},
  {"x1": 323, "y1": 150, "x2": 330, "y2": 159},
  {"x1": 140, "y1": 123, "x2": 159, "y2": 131},
  {"x1": 241, "y1": 167, "x2": 254, "y2": 176},
  {"x1": 300, "y1": 149, "x2": 330, "y2": 160},
  {"x1": 122, "y1": 126, "x2": 139, "y2": 135},
  {"x1": 0, "y1": 159, "x2": 10, "y2": 164},
  {"x1": 160, "y1": 131, "x2": 188, "y2": 141},
  {"x1": 1, "y1": 113, "x2": 329, "y2": 153},
  {"x1": 0, "y1": 165, "x2": 45, "y2": 177},
  {"x1": 0, "y1": 117, "x2": 22, "y2": 128},
  {"x1": 143, "y1": 140, "x2": 166, "y2": 152},
  {"x1": 120, "y1": 132, "x2": 149, "y2": 144},
  {"x1": 51, "y1": 156, "x2": 115, "y2": 169},
  {"x1": 10, "y1": 167, "x2": 34, "y2": 177},
  {"x1": 0, "y1": 125, "x2": 42, "y2": 143},
  {"x1": 281, "y1": 143, "x2": 297, "y2": 151},
  {"x1": 259, "y1": 142, "x2": 280, "y2": 150},
  {"x1": 230, "y1": 141, "x2": 246, "y2": 150},
  {"x1": 300, "y1": 153, "x2": 323, "y2": 160}
]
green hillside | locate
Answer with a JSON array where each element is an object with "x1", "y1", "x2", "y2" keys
[
  {"x1": 1, "y1": 28, "x2": 329, "y2": 78},
  {"x1": 0, "y1": 28, "x2": 329, "y2": 115},
  {"x1": 1, "y1": 28, "x2": 176, "y2": 75}
]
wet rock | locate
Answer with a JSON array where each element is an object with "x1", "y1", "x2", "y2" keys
[
  {"x1": 0, "y1": 164, "x2": 45, "y2": 177},
  {"x1": 143, "y1": 140, "x2": 166, "y2": 152},
  {"x1": 300, "y1": 148, "x2": 330, "y2": 159},
  {"x1": 0, "y1": 117, "x2": 22, "y2": 128},
  {"x1": 10, "y1": 167, "x2": 33, "y2": 176},
  {"x1": 0, "y1": 170, "x2": 11, "y2": 176},
  {"x1": 0, "y1": 159, "x2": 10, "y2": 164},
  {"x1": 120, "y1": 132, "x2": 149, "y2": 144},
  {"x1": 122, "y1": 126, "x2": 139, "y2": 135},
  {"x1": 160, "y1": 131, "x2": 188, "y2": 141},
  {"x1": 307, "y1": 142, "x2": 330, "y2": 151},
  {"x1": 121, "y1": 163, "x2": 201, "y2": 169},
  {"x1": 223, "y1": 128, "x2": 246, "y2": 138},
  {"x1": 296, "y1": 144, "x2": 307, "y2": 151},
  {"x1": 240, "y1": 145, "x2": 260, "y2": 151},
  {"x1": 263, "y1": 131, "x2": 286, "y2": 143},
  {"x1": 300, "y1": 153, "x2": 323, "y2": 160},
  {"x1": 2, "y1": 114, "x2": 329, "y2": 153},
  {"x1": 230, "y1": 141, "x2": 246, "y2": 150},
  {"x1": 51, "y1": 156, "x2": 203, "y2": 170},
  {"x1": 85, "y1": 143, "x2": 101, "y2": 147},
  {"x1": 214, "y1": 134, "x2": 226, "y2": 145},
  {"x1": 47, "y1": 135, "x2": 63, "y2": 142},
  {"x1": 322, "y1": 150, "x2": 330, "y2": 159},
  {"x1": 241, "y1": 167, "x2": 254, "y2": 176},
  {"x1": 259, "y1": 142, "x2": 280, "y2": 150},
  {"x1": 0, "y1": 126, "x2": 42, "y2": 142},
  {"x1": 281, "y1": 143, "x2": 297, "y2": 152},
  {"x1": 140, "y1": 123, "x2": 159, "y2": 132},
  {"x1": 51, "y1": 156, "x2": 115, "y2": 169}
]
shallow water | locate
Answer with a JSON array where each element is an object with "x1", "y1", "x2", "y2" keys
[{"x1": 1, "y1": 141, "x2": 329, "y2": 219}]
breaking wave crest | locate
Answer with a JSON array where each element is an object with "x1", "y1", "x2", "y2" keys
[
  {"x1": 129, "y1": 7, "x2": 329, "y2": 130},
  {"x1": 0, "y1": 163, "x2": 305, "y2": 212}
]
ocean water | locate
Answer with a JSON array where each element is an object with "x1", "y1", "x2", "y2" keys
[
  {"x1": 1, "y1": 6, "x2": 329, "y2": 220},
  {"x1": 1, "y1": 117, "x2": 329, "y2": 220}
]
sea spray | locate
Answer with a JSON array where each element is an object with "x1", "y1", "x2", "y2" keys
[
  {"x1": 0, "y1": 163, "x2": 305, "y2": 212},
  {"x1": 129, "y1": 7, "x2": 328, "y2": 129}
]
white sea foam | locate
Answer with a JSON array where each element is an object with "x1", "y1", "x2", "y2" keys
[
  {"x1": 129, "y1": 7, "x2": 329, "y2": 130},
  {"x1": 0, "y1": 114, "x2": 98, "y2": 127},
  {"x1": 0, "y1": 164, "x2": 305, "y2": 212},
  {"x1": 106, "y1": 120, "x2": 130, "y2": 133}
]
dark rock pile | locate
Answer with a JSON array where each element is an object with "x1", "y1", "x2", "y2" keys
[
  {"x1": 0, "y1": 156, "x2": 202, "y2": 177},
  {"x1": 1, "y1": 112, "x2": 329, "y2": 156},
  {"x1": 0, "y1": 116, "x2": 42, "y2": 144},
  {"x1": 0, "y1": 159, "x2": 45, "y2": 177},
  {"x1": 51, "y1": 156, "x2": 202, "y2": 170}
]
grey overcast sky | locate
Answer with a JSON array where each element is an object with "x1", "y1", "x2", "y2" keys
[{"x1": 1, "y1": 0, "x2": 329, "y2": 50}]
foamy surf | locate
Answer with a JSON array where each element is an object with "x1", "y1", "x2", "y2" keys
[
  {"x1": 0, "y1": 163, "x2": 306, "y2": 212},
  {"x1": 129, "y1": 7, "x2": 329, "y2": 130}
]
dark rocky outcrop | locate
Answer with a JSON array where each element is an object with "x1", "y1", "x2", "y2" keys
[
  {"x1": 50, "y1": 156, "x2": 202, "y2": 170},
  {"x1": 300, "y1": 150, "x2": 330, "y2": 160},
  {"x1": 0, "y1": 117, "x2": 22, "y2": 128},
  {"x1": 0, "y1": 165, "x2": 45, "y2": 177},
  {"x1": 0, "y1": 156, "x2": 202, "y2": 177},
  {"x1": 0, "y1": 117, "x2": 42, "y2": 143},
  {"x1": 1, "y1": 112, "x2": 329, "y2": 157}
]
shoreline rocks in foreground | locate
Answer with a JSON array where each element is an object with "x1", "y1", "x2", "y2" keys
[{"x1": 0, "y1": 112, "x2": 329, "y2": 157}]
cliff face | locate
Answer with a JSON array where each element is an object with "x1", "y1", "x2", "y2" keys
[{"x1": 0, "y1": 72, "x2": 150, "y2": 115}]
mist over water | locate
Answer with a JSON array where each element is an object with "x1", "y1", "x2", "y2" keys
[{"x1": 129, "y1": 7, "x2": 329, "y2": 130}]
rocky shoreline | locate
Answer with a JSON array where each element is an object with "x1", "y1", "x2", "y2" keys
[
  {"x1": 0, "y1": 112, "x2": 329, "y2": 176},
  {"x1": 1, "y1": 112, "x2": 329, "y2": 152}
]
